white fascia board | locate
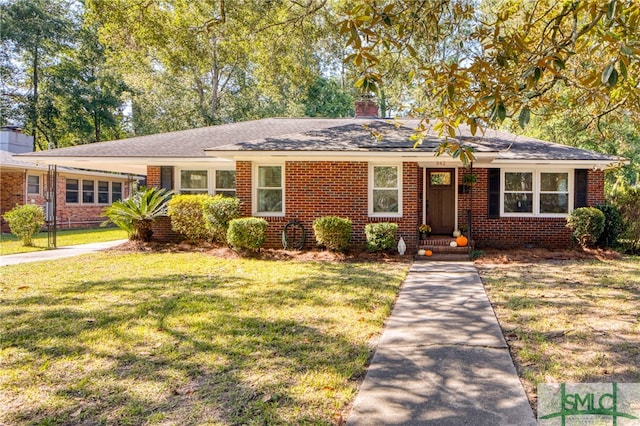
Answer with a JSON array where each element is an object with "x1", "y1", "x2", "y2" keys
[
  {"x1": 16, "y1": 156, "x2": 233, "y2": 175},
  {"x1": 490, "y1": 158, "x2": 628, "y2": 169},
  {"x1": 57, "y1": 168, "x2": 140, "y2": 180}
]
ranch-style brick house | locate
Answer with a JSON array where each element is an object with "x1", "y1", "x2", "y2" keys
[
  {"x1": 20, "y1": 103, "x2": 623, "y2": 254},
  {"x1": 1, "y1": 127, "x2": 135, "y2": 233}
]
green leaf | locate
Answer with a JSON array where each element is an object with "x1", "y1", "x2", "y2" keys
[
  {"x1": 607, "y1": 67, "x2": 619, "y2": 86},
  {"x1": 491, "y1": 102, "x2": 506, "y2": 122},
  {"x1": 518, "y1": 106, "x2": 530, "y2": 129},
  {"x1": 607, "y1": 1, "x2": 616, "y2": 20},
  {"x1": 601, "y1": 63, "x2": 614, "y2": 85},
  {"x1": 621, "y1": 45, "x2": 634, "y2": 56},
  {"x1": 619, "y1": 59, "x2": 627, "y2": 79}
]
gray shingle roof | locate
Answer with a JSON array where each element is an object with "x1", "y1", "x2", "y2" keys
[
  {"x1": 19, "y1": 118, "x2": 360, "y2": 159},
  {"x1": 208, "y1": 119, "x2": 621, "y2": 162},
  {"x1": 1, "y1": 150, "x2": 46, "y2": 169},
  {"x1": 18, "y1": 117, "x2": 621, "y2": 163}
]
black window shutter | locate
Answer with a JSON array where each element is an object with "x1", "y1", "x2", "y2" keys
[
  {"x1": 574, "y1": 169, "x2": 588, "y2": 208},
  {"x1": 488, "y1": 168, "x2": 501, "y2": 219},
  {"x1": 160, "y1": 166, "x2": 173, "y2": 190}
]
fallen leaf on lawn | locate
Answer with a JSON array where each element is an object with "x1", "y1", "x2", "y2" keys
[
  {"x1": 18, "y1": 286, "x2": 29, "y2": 290},
  {"x1": 262, "y1": 394, "x2": 272, "y2": 402},
  {"x1": 70, "y1": 408, "x2": 82, "y2": 417},
  {"x1": 174, "y1": 384, "x2": 199, "y2": 395}
]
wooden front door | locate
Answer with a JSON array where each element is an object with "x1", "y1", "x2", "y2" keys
[{"x1": 426, "y1": 169, "x2": 456, "y2": 234}]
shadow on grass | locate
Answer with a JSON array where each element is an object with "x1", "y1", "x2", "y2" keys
[
  {"x1": 1, "y1": 261, "x2": 405, "y2": 425},
  {"x1": 481, "y1": 258, "x2": 640, "y2": 394}
]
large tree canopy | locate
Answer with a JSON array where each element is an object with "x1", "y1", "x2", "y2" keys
[
  {"x1": 342, "y1": 0, "x2": 640, "y2": 164},
  {"x1": 87, "y1": 0, "x2": 344, "y2": 133}
]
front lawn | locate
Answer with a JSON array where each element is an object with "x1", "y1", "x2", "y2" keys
[
  {"x1": 478, "y1": 255, "x2": 640, "y2": 411},
  {"x1": 0, "y1": 227, "x2": 127, "y2": 255},
  {"x1": 0, "y1": 252, "x2": 408, "y2": 425}
]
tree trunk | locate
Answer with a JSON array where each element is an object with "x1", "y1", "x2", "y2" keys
[{"x1": 32, "y1": 46, "x2": 39, "y2": 151}]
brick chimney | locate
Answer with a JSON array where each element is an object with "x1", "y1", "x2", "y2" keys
[{"x1": 354, "y1": 98, "x2": 379, "y2": 118}]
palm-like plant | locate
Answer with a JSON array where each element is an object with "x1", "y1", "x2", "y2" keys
[{"x1": 101, "y1": 187, "x2": 173, "y2": 242}]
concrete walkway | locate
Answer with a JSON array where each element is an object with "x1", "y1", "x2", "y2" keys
[
  {"x1": 347, "y1": 261, "x2": 536, "y2": 425},
  {"x1": 0, "y1": 239, "x2": 127, "y2": 266}
]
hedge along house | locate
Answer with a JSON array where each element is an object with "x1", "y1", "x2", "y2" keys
[
  {"x1": 20, "y1": 107, "x2": 623, "y2": 253},
  {"x1": 1, "y1": 127, "x2": 136, "y2": 233}
]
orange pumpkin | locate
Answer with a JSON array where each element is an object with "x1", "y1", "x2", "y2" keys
[
  {"x1": 455, "y1": 235, "x2": 468, "y2": 247},
  {"x1": 425, "y1": 249, "x2": 433, "y2": 257}
]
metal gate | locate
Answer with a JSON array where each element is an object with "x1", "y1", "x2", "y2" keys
[{"x1": 46, "y1": 165, "x2": 57, "y2": 248}]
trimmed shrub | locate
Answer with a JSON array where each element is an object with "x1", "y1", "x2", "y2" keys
[
  {"x1": 167, "y1": 194, "x2": 212, "y2": 243},
  {"x1": 313, "y1": 216, "x2": 352, "y2": 251},
  {"x1": 202, "y1": 195, "x2": 241, "y2": 243},
  {"x1": 611, "y1": 186, "x2": 640, "y2": 253},
  {"x1": 227, "y1": 217, "x2": 268, "y2": 250},
  {"x1": 595, "y1": 204, "x2": 624, "y2": 248},
  {"x1": 2, "y1": 204, "x2": 45, "y2": 246},
  {"x1": 566, "y1": 207, "x2": 605, "y2": 248},
  {"x1": 365, "y1": 222, "x2": 398, "y2": 252}
]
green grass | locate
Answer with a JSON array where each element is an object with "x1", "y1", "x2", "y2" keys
[
  {"x1": 0, "y1": 227, "x2": 127, "y2": 255},
  {"x1": 478, "y1": 256, "x2": 640, "y2": 409},
  {"x1": 0, "y1": 252, "x2": 409, "y2": 425}
]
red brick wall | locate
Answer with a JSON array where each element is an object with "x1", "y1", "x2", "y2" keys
[
  {"x1": 145, "y1": 163, "x2": 606, "y2": 251},
  {"x1": 235, "y1": 161, "x2": 420, "y2": 251},
  {"x1": 1, "y1": 170, "x2": 131, "y2": 232},
  {"x1": 458, "y1": 168, "x2": 606, "y2": 249},
  {"x1": 587, "y1": 169, "x2": 605, "y2": 205},
  {"x1": 1, "y1": 170, "x2": 26, "y2": 232},
  {"x1": 147, "y1": 166, "x2": 161, "y2": 187}
]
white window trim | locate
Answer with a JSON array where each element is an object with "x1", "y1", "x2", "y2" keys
[
  {"x1": 500, "y1": 168, "x2": 573, "y2": 218},
  {"x1": 97, "y1": 180, "x2": 111, "y2": 205},
  {"x1": 27, "y1": 174, "x2": 41, "y2": 195},
  {"x1": 65, "y1": 178, "x2": 125, "y2": 205},
  {"x1": 66, "y1": 178, "x2": 80, "y2": 204},
  {"x1": 177, "y1": 168, "x2": 210, "y2": 194},
  {"x1": 369, "y1": 163, "x2": 403, "y2": 218},
  {"x1": 176, "y1": 167, "x2": 236, "y2": 196},
  {"x1": 111, "y1": 181, "x2": 123, "y2": 203},
  {"x1": 214, "y1": 169, "x2": 237, "y2": 197},
  {"x1": 253, "y1": 163, "x2": 285, "y2": 217}
]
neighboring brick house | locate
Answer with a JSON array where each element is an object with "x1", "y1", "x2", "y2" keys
[
  {"x1": 21, "y1": 107, "x2": 624, "y2": 253},
  {"x1": 1, "y1": 128, "x2": 135, "y2": 233}
]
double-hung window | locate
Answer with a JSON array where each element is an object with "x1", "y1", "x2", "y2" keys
[
  {"x1": 112, "y1": 182, "x2": 123, "y2": 202},
  {"x1": 177, "y1": 168, "x2": 236, "y2": 196},
  {"x1": 215, "y1": 170, "x2": 236, "y2": 197},
  {"x1": 98, "y1": 181, "x2": 110, "y2": 204},
  {"x1": 370, "y1": 165, "x2": 402, "y2": 216},
  {"x1": 27, "y1": 175, "x2": 40, "y2": 194},
  {"x1": 179, "y1": 170, "x2": 209, "y2": 194},
  {"x1": 502, "y1": 170, "x2": 571, "y2": 216},
  {"x1": 82, "y1": 180, "x2": 95, "y2": 203},
  {"x1": 503, "y1": 172, "x2": 533, "y2": 213},
  {"x1": 66, "y1": 179, "x2": 79, "y2": 203},
  {"x1": 256, "y1": 165, "x2": 283, "y2": 215},
  {"x1": 539, "y1": 172, "x2": 569, "y2": 214}
]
